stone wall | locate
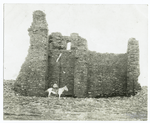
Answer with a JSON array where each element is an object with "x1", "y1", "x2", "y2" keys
[
  {"x1": 74, "y1": 50, "x2": 88, "y2": 97},
  {"x1": 14, "y1": 10, "x2": 49, "y2": 96},
  {"x1": 48, "y1": 32, "x2": 88, "y2": 97},
  {"x1": 49, "y1": 32, "x2": 67, "y2": 50},
  {"x1": 48, "y1": 50, "x2": 75, "y2": 96},
  {"x1": 70, "y1": 33, "x2": 88, "y2": 50},
  {"x1": 47, "y1": 33, "x2": 141, "y2": 98},
  {"x1": 14, "y1": 10, "x2": 141, "y2": 97},
  {"x1": 87, "y1": 52, "x2": 127, "y2": 97},
  {"x1": 127, "y1": 38, "x2": 141, "y2": 95},
  {"x1": 48, "y1": 32, "x2": 88, "y2": 51}
]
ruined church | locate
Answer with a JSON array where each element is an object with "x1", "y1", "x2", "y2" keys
[{"x1": 14, "y1": 10, "x2": 141, "y2": 98}]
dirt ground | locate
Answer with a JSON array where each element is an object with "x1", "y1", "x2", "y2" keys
[{"x1": 3, "y1": 80, "x2": 147, "y2": 120}]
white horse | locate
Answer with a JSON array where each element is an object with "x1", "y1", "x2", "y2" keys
[{"x1": 45, "y1": 86, "x2": 68, "y2": 99}]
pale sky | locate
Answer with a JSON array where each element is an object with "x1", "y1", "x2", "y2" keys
[{"x1": 4, "y1": 4, "x2": 148, "y2": 86}]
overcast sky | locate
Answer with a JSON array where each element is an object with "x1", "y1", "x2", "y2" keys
[{"x1": 4, "y1": 4, "x2": 148, "y2": 86}]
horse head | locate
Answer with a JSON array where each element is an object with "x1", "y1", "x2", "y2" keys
[{"x1": 64, "y1": 86, "x2": 68, "y2": 91}]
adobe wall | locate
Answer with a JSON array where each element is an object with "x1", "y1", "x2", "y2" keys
[
  {"x1": 48, "y1": 32, "x2": 88, "y2": 50},
  {"x1": 74, "y1": 50, "x2": 88, "y2": 97},
  {"x1": 14, "y1": 10, "x2": 141, "y2": 97},
  {"x1": 47, "y1": 33, "x2": 141, "y2": 98},
  {"x1": 14, "y1": 10, "x2": 49, "y2": 96},
  {"x1": 86, "y1": 52, "x2": 127, "y2": 97},
  {"x1": 48, "y1": 50, "x2": 76, "y2": 96},
  {"x1": 126, "y1": 38, "x2": 141, "y2": 95},
  {"x1": 47, "y1": 32, "x2": 88, "y2": 97}
]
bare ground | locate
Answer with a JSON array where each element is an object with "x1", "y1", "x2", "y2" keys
[{"x1": 3, "y1": 80, "x2": 147, "y2": 120}]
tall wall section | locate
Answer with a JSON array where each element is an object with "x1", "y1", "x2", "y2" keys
[
  {"x1": 47, "y1": 33, "x2": 88, "y2": 97},
  {"x1": 14, "y1": 10, "x2": 49, "y2": 96},
  {"x1": 47, "y1": 32, "x2": 75, "y2": 96},
  {"x1": 48, "y1": 50, "x2": 75, "y2": 96},
  {"x1": 126, "y1": 38, "x2": 141, "y2": 95},
  {"x1": 72, "y1": 33, "x2": 88, "y2": 97}
]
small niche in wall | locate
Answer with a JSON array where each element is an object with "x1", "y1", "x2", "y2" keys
[{"x1": 67, "y1": 42, "x2": 71, "y2": 50}]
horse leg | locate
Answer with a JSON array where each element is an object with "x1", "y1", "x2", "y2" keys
[
  {"x1": 48, "y1": 91, "x2": 52, "y2": 97},
  {"x1": 59, "y1": 94, "x2": 61, "y2": 99},
  {"x1": 58, "y1": 91, "x2": 62, "y2": 99}
]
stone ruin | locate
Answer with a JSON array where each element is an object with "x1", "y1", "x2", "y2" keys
[{"x1": 14, "y1": 10, "x2": 141, "y2": 98}]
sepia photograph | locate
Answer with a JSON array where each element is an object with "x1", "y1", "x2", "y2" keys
[{"x1": 3, "y1": 1, "x2": 148, "y2": 121}]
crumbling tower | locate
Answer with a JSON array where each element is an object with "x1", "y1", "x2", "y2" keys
[
  {"x1": 14, "y1": 10, "x2": 49, "y2": 96},
  {"x1": 127, "y1": 38, "x2": 141, "y2": 95}
]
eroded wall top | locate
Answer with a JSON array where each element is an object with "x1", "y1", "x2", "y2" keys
[{"x1": 48, "y1": 32, "x2": 88, "y2": 51}]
